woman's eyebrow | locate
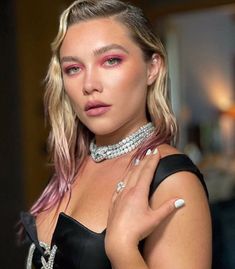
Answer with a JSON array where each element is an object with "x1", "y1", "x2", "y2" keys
[
  {"x1": 60, "y1": 44, "x2": 129, "y2": 64},
  {"x1": 60, "y1": 56, "x2": 80, "y2": 64},
  {"x1": 93, "y1": 44, "x2": 129, "y2": 56}
]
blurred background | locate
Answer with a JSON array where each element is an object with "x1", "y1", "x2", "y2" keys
[{"x1": 0, "y1": 0, "x2": 234, "y2": 268}]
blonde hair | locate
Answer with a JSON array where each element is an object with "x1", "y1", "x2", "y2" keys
[{"x1": 31, "y1": 0, "x2": 177, "y2": 216}]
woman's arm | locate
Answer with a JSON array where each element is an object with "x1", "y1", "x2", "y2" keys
[
  {"x1": 143, "y1": 171, "x2": 212, "y2": 269},
  {"x1": 105, "y1": 146, "x2": 212, "y2": 269},
  {"x1": 106, "y1": 199, "x2": 183, "y2": 269},
  {"x1": 105, "y1": 148, "x2": 194, "y2": 269},
  {"x1": 106, "y1": 197, "x2": 184, "y2": 269}
]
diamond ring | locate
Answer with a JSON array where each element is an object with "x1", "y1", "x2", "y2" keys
[{"x1": 116, "y1": 181, "x2": 126, "y2": 193}]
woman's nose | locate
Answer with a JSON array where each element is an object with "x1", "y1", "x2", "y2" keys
[{"x1": 82, "y1": 68, "x2": 103, "y2": 95}]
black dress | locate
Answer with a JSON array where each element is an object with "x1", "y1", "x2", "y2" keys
[{"x1": 21, "y1": 154, "x2": 208, "y2": 269}]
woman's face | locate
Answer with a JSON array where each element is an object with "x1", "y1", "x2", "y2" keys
[{"x1": 60, "y1": 18, "x2": 159, "y2": 144}]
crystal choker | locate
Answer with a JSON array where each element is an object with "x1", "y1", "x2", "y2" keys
[{"x1": 89, "y1": 122, "x2": 155, "y2": 162}]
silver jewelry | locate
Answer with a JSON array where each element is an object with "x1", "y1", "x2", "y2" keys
[
  {"x1": 116, "y1": 181, "x2": 126, "y2": 193},
  {"x1": 26, "y1": 242, "x2": 57, "y2": 269},
  {"x1": 90, "y1": 122, "x2": 155, "y2": 162}
]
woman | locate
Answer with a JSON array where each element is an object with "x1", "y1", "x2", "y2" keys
[{"x1": 21, "y1": 0, "x2": 212, "y2": 268}]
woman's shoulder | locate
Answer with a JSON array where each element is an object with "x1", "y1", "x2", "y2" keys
[
  {"x1": 149, "y1": 143, "x2": 208, "y2": 198},
  {"x1": 144, "y1": 145, "x2": 212, "y2": 268},
  {"x1": 157, "y1": 143, "x2": 181, "y2": 157}
]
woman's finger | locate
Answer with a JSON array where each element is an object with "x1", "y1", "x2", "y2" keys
[
  {"x1": 152, "y1": 198, "x2": 185, "y2": 225},
  {"x1": 111, "y1": 147, "x2": 160, "y2": 203},
  {"x1": 111, "y1": 181, "x2": 126, "y2": 203},
  {"x1": 135, "y1": 148, "x2": 160, "y2": 195},
  {"x1": 123, "y1": 148, "x2": 158, "y2": 189}
]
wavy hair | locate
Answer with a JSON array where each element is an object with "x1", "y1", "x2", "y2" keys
[{"x1": 30, "y1": 0, "x2": 177, "y2": 217}]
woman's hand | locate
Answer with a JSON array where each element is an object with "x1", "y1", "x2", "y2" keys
[{"x1": 105, "y1": 148, "x2": 185, "y2": 262}]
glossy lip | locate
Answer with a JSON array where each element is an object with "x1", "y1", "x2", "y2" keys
[{"x1": 84, "y1": 100, "x2": 111, "y2": 116}]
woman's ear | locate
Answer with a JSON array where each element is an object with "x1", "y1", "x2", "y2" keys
[{"x1": 147, "y1": 54, "x2": 161, "y2": 86}]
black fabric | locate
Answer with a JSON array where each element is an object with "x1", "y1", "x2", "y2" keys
[
  {"x1": 21, "y1": 154, "x2": 208, "y2": 269},
  {"x1": 149, "y1": 154, "x2": 208, "y2": 198},
  {"x1": 20, "y1": 212, "x2": 44, "y2": 255}
]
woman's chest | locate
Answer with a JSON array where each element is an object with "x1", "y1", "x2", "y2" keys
[
  {"x1": 66, "y1": 176, "x2": 117, "y2": 233},
  {"x1": 31, "y1": 160, "x2": 131, "y2": 268},
  {"x1": 37, "y1": 157, "x2": 129, "y2": 242},
  {"x1": 67, "y1": 158, "x2": 129, "y2": 222},
  {"x1": 30, "y1": 213, "x2": 112, "y2": 269}
]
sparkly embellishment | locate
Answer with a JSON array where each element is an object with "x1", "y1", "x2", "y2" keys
[
  {"x1": 90, "y1": 122, "x2": 155, "y2": 162},
  {"x1": 26, "y1": 243, "x2": 36, "y2": 269},
  {"x1": 116, "y1": 181, "x2": 126, "y2": 193},
  {"x1": 26, "y1": 242, "x2": 57, "y2": 269}
]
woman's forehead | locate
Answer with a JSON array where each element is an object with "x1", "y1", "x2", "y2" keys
[
  {"x1": 60, "y1": 18, "x2": 140, "y2": 57},
  {"x1": 66, "y1": 17, "x2": 130, "y2": 41}
]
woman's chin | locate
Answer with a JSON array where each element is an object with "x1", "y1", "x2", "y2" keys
[
  {"x1": 88, "y1": 128, "x2": 117, "y2": 137},
  {"x1": 81, "y1": 120, "x2": 120, "y2": 136},
  {"x1": 85, "y1": 124, "x2": 123, "y2": 140}
]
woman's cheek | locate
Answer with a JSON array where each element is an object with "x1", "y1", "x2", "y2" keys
[{"x1": 102, "y1": 70, "x2": 129, "y2": 92}]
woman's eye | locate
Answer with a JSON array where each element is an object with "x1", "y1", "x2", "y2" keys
[
  {"x1": 64, "y1": 66, "x2": 81, "y2": 75},
  {"x1": 104, "y1": 57, "x2": 122, "y2": 66}
]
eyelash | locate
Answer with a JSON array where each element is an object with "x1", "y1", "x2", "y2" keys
[
  {"x1": 64, "y1": 65, "x2": 81, "y2": 75},
  {"x1": 103, "y1": 56, "x2": 123, "y2": 67},
  {"x1": 63, "y1": 56, "x2": 124, "y2": 75}
]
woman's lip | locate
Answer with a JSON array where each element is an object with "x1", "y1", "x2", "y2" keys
[
  {"x1": 85, "y1": 106, "x2": 111, "y2": 116},
  {"x1": 85, "y1": 101, "x2": 110, "y2": 111}
]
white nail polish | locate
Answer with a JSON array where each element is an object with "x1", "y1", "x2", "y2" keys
[
  {"x1": 174, "y1": 199, "x2": 185, "y2": 209},
  {"x1": 153, "y1": 148, "x2": 158, "y2": 155},
  {"x1": 134, "y1": 159, "x2": 140, "y2": 166},
  {"x1": 146, "y1": 149, "x2": 152, "y2": 156}
]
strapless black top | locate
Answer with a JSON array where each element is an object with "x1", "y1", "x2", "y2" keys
[{"x1": 21, "y1": 154, "x2": 208, "y2": 269}]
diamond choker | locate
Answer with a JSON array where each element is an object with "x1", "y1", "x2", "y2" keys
[{"x1": 89, "y1": 122, "x2": 155, "y2": 162}]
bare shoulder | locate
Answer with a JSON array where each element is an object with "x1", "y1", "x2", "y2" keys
[
  {"x1": 157, "y1": 143, "x2": 181, "y2": 158},
  {"x1": 153, "y1": 143, "x2": 207, "y2": 206},
  {"x1": 143, "y1": 144, "x2": 212, "y2": 268}
]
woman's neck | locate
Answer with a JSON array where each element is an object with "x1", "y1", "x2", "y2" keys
[{"x1": 95, "y1": 119, "x2": 149, "y2": 146}]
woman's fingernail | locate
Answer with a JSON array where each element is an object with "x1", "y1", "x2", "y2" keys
[
  {"x1": 146, "y1": 149, "x2": 152, "y2": 156},
  {"x1": 153, "y1": 148, "x2": 158, "y2": 155},
  {"x1": 134, "y1": 159, "x2": 140, "y2": 166},
  {"x1": 174, "y1": 199, "x2": 185, "y2": 209}
]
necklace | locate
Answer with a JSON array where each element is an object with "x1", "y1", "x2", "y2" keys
[{"x1": 89, "y1": 122, "x2": 155, "y2": 162}]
